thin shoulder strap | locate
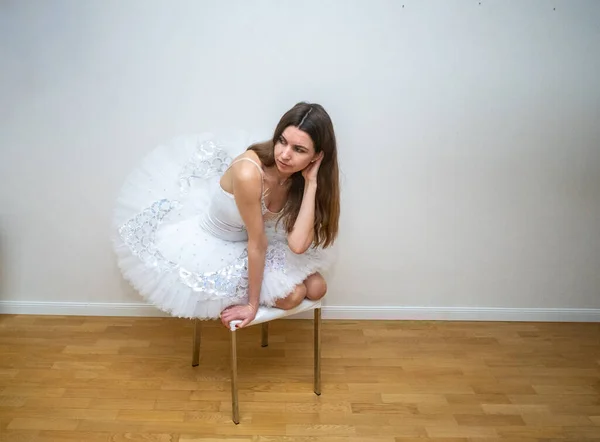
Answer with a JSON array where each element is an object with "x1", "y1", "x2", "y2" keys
[
  {"x1": 230, "y1": 157, "x2": 264, "y2": 175},
  {"x1": 228, "y1": 157, "x2": 265, "y2": 194}
]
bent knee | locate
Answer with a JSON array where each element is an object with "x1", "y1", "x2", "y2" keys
[
  {"x1": 305, "y1": 274, "x2": 327, "y2": 301},
  {"x1": 275, "y1": 283, "x2": 306, "y2": 310}
]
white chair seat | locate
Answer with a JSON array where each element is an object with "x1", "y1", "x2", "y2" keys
[{"x1": 228, "y1": 299, "x2": 322, "y2": 330}]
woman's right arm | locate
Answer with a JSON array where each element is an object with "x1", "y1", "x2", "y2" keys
[{"x1": 219, "y1": 161, "x2": 266, "y2": 328}]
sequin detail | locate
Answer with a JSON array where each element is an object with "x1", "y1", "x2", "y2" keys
[
  {"x1": 118, "y1": 199, "x2": 179, "y2": 273},
  {"x1": 118, "y1": 140, "x2": 288, "y2": 302},
  {"x1": 265, "y1": 241, "x2": 287, "y2": 272},
  {"x1": 179, "y1": 140, "x2": 233, "y2": 193}
]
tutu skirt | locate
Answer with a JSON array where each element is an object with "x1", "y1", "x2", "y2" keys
[{"x1": 111, "y1": 132, "x2": 336, "y2": 319}]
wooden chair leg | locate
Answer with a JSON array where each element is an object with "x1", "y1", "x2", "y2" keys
[
  {"x1": 192, "y1": 319, "x2": 201, "y2": 367},
  {"x1": 261, "y1": 322, "x2": 269, "y2": 347},
  {"x1": 314, "y1": 307, "x2": 321, "y2": 395},
  {"x1": 231, "y1": 329, "x2": 239, "y2": 424}
]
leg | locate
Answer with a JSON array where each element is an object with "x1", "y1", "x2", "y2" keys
[
  {"x1": 314, "y1": 307, "x2": 321, "y2": 395},
  {"x1": 274, "y1": 282, "x2": 307, "y2": 310},
  {"x1": 305, "y1": 272, "x2": 327, "y2": 301},
  {"x1": 261, "y1": 322, "x2": 269, "y2": 347},
  {"x1": 231, "y1": 330, "x2": 239, "y2": 424},
  {"x1": 192, "y1": 319, "x2": 201, "y2": 367}
]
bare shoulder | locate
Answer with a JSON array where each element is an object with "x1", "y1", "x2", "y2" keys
[
  {"x1": 220, "y1": 151, "x2": 263, "y2": 198},
  {"x1": 231, "y1": 152, "x2": 263, "y2": 185}
]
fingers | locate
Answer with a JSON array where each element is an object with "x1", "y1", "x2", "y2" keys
[
  {"x1": 220, "y1": 308, "x2": 235, "y2": 327},
  {"x1": 221, "y1": 311, "x2": 236, "y2": 324},
  {"x1": 220, "y1": 305, "x2": 257, "y2": 328},
  {"x1": 220, "y1": 314, "x2": 231, "y2": 328},
  {"x1": 220, "y1": 305, "x2": 251, "y2": 328},
  {"x1": 221, "y1": 317, "x2": 236, "y2": 328}
]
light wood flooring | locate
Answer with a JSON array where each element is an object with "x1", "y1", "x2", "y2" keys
[{"x1": 0, "y1": 314, "x2": 599, "y2": 441}]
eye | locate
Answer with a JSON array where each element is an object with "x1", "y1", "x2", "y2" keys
[{"x1": 279, "y1": 136, "x2": 286, "y2": 145}]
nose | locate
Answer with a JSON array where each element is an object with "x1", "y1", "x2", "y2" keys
[{"x1": 281, "y1": 146, "x2": 292, "y2": 160}]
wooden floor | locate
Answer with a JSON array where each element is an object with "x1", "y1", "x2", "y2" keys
[{"x1": 0, "y1": 315, "x2": 599, "y2": 442}]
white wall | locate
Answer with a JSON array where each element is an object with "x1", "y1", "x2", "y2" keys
[{"x1": 1, "y1": 0, "x2": 599, "y2": 319}]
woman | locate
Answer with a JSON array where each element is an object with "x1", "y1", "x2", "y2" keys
[{"x1": 112, "y1": 102, "x2": 340, "y2": 329}]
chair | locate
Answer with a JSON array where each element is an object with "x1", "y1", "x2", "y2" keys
[{"x1": 191, "y1": 299, "x2": 322, "y2": 424}]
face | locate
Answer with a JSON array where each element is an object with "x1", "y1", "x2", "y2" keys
[{"x1": 274, "y1": 126, "x2": 317, "y2": 174}]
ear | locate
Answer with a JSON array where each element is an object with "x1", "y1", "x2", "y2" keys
[{"x1": 311, "y1": 151, "x2": 324, "y2": 163}]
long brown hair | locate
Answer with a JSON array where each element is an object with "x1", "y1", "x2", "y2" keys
[{"x1": 248, "y1": 102, "x2": 340, "y2": 248}]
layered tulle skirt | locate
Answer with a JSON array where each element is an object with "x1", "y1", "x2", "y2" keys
[{"x1": 111, "y1": 132, "x2": 335, "y2": 319}]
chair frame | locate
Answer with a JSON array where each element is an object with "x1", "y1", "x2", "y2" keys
[{"x1": 191, "y1": 307, "x2": 322, "y2": 424}]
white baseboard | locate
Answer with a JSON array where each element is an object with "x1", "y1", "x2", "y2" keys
[
  {"x1": 0, "y1": 301, "x2": 599, "y2": 322},
  {"x1": 0, "y1": 301, "x2": 170, "y2": 317},
  {"x1": 312, "y1": 306, "x2": 600, "y2": 322}
]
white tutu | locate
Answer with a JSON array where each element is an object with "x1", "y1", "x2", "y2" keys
[{"x1": 111, "y1": 131, "x2": 336, "y2": 319}]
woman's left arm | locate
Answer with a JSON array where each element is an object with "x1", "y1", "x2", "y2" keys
[{"x1": 287, "y1": 154, "x2": 323, "y2": 254}]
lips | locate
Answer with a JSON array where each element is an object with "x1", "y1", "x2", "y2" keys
[{"x1": 277, "y1": 160, "x2": 291, "y2": 168}]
